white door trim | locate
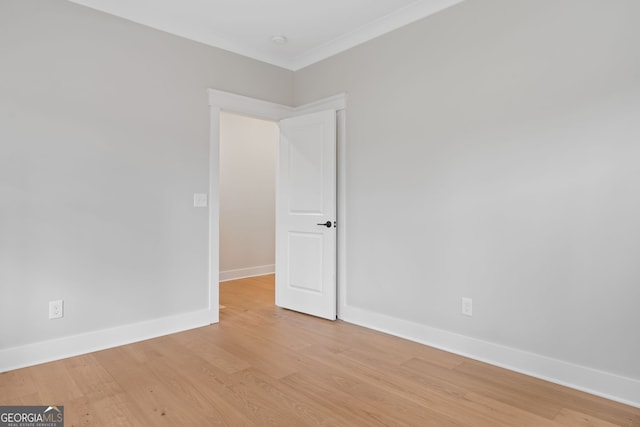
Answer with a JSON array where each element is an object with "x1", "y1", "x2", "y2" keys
[{"x1": 207, "y1": 89, "x2": 347, "y2": 323}]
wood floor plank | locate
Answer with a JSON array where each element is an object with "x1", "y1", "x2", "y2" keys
[
  {"x1": 402, "y1": 356, "x2": 565, "y2": 419},
  {"x1": 1, "y1": 274, "x2": 639, "y2": 426},
  {"x1": 302, "y1": 343, "x2": 544, "y2": 427},
  {"x1": 454, "y1": 360, "x2": 636, "y2": 426},
  {"x1": 553, "y1": 408, "x2": 627, "y2": 427},
  {"x1": 0, "y1": 370, "x2": 38, "y2": 403},
  {"x1": 63, "y1": 354, "x2": 122, "y2": 401},
  {"x1": 281, "y1": 370, "x2": 438, "y2": 427},
  {"x1": 170, "y1": 328, "x2": 253, "y2": 374},
  {"x1": 26, "y1": 360, "x2": 84, "y2": 403},
  {"x1": 63, "y1": 395, "x2": 105, "y2": 427},
  {"x1": 136, "y1": 351, "x2": 252, "y2": 426},
  {"x1": 92, "y1": 345, "x2": 212, "y2": 426},
  {"x1": 221, "y1": 367, "x2": 338, "y2": 426}
]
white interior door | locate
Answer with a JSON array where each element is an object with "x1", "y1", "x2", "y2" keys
[{"x1": 276, "y1": 110, "x2": 337, "y2": 320}]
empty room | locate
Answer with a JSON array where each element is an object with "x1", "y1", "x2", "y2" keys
[{"x1": 1, "y1": 0, "x2": 639, "y2": 425}]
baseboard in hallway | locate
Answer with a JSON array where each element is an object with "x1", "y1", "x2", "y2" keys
[{"x1": 219, "y1": 264, "x2": 275, "y2": 282}]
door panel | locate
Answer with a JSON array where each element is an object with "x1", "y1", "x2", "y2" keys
[
  {"x1": 288, "y1": 232, "x2": 323, "y2": 293},
  {"x1": 288, "y1": 127, "x2": 324, "y2": 213},
  {"x1": 276, "y1": 110, "x2": 336, "y2": 320}
]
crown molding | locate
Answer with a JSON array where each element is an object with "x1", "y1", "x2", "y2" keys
[
  {"x1": 68, "y1": 0, "x2": 464, "y2": 71},
  {"x1": 289, "y1": 0, "x2": 465, "y2": 70}
]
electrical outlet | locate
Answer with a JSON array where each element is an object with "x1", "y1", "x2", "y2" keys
[
  {"x1": 461, "y1": 297, "x2": 473, "y2": 317},
  {"x1": 49, "y1": 300, "x2": 64, "y2": 319}
]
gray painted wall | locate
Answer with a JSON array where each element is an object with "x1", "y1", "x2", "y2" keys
[
  {"x1": 219, "y1": 112, "x2": 277, "y2": 274},
  {"x1": 295, "y1": 0, "x2": 640, "y2": 380},
  {"x1": 0, "y1": 0, "x2": 292, "y2": 349}
]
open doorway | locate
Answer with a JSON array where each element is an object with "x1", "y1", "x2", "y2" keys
[
  {"x1": 218, "y1": 112, "x2": 278, "y2": 287},
  {"x1": 207, "y1": 89, "x2": 347, "y2": 324}
]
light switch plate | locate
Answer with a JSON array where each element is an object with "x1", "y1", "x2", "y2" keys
[{"x1": 193, "y1": 193, "x2": 208, "y2": 208}]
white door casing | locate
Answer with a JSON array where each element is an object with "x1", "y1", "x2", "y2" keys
[
  {"x1": 207, "y1": 89, "x2": 346, "y2": 324},
  {"x1": 276, "y1": 110, "x2": 337, "y2": 320}
]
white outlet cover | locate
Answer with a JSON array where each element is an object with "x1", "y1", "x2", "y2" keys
[
  {"x1": 462, "y1": 297, "x2": 473, "y2": 317},
  {"x1": 194, "y1": 193, "x2": 208, "y2": 208},
  {"x1": 49, "y1": 300, "x2": 64, "y2": 319}
]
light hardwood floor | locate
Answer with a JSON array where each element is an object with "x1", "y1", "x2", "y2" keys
[{"x1": 1, "y1": 275, "x2": 639, "y2": 426}]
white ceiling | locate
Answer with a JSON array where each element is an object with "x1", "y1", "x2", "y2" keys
[{"x1": 67, "y1": 0, "x2": 464, "y2": 70}]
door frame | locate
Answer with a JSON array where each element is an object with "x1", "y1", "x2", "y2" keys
[{"x1": 207, "y1": 89, "x2": 347, "y2": 324}]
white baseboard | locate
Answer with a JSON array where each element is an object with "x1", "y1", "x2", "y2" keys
[
  {"x1": 339, "y1": 304, "x2": 640, "y2": 409},
  {"x1": 219, "y1": 264, "x2": 275, "y2": 282},
  {"x1": 0, "y1": 308, "x2": 212, "y2": 373},
  {"x1": 3, "y1": 299, "x2": 637, "y2": 410}
]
